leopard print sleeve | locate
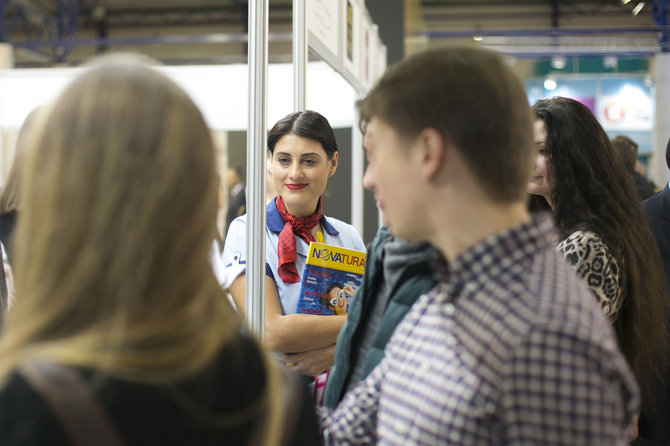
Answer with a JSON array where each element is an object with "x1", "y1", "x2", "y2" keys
[{"x1": 555, "y1": 231, "x2": 623, "y2": 322}]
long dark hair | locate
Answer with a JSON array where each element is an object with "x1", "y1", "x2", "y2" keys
[{"x1": 532, "y1": 97, "x2": 669, "y2": 409}]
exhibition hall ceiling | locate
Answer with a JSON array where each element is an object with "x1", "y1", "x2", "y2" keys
[
  {"x1": 3, "y1": 0, "x2": 661, "y2": 66},
  {"x1": 413, "y1": 0, "x2": 657, "y2": 57}
]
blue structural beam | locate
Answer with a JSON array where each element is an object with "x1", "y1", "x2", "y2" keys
[
  {"x1": 653, "y1": 0, "x2": 669, "y2": 51},
  {"x1": 422, "y1": 27, "x2": 670, "y2": 38},
  {"x1": 11, "y1": 32, "x2": 290, "y2": 50},
  {"x1": 3, "y1": 0, "x2": 78, "y2": 63}
]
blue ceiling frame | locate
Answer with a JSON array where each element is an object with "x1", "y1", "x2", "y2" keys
[
  {"x1": 0, "y1": 0, "x2": 78, "y2": 63},
  {"x1": 653, "y1": 0, "x2": 669, "y2": 51}
]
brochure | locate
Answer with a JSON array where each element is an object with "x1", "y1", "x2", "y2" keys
[{"x1": 296, "y1": 241, "x2": 366, "y2": 315}]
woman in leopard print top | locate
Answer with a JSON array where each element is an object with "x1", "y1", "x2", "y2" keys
[
  {"x1": 555, "y1": 230, "x2": 621, "y2": 320},
  {"x1": 528, "y1": 97, "x2": 668, "y2": 428}
]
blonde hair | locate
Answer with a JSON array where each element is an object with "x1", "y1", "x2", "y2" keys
[
  {"x1": 0, "y1": 107, "x2": 41, "y2": 214},
  {"x1": 0, "y1": 55, "x2": 283, "y2": 444}
]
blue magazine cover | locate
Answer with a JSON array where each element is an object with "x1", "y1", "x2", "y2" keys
[{"x1": 296, "y1": 241, "x2": 366, "y2": 315}]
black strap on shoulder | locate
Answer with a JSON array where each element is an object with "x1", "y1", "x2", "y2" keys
[
  {"x1": 278, "y1": 366, "x2": 302, "y2": 446},
  {"x1": 18, "y1": 361, "x2": 125, "y2": 446},
  {"x1": 246, "y1": 364, "x2": 303, "y2": 446}
]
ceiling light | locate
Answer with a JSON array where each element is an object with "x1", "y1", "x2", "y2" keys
[
  {"x1": 603, "y1": 56, "x2": 618, "y2": 69},
  {"x1": 621, "y1": 0, "x2": 632, "y2": 4},
  {"x1": 544, "y1": 78, "x2": 557, "y2": 91},
  {"x1": 473, "y1": 35, "x2": 483, "y2": 42},
  {"x1": 551, "y1": 56, "x2": 566, "y2": 69},
  {"x1": 632, "y1": 2, "x2": 645, "y2": 15}
]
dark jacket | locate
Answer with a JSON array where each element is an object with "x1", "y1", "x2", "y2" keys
[
  {"x1": 225, "y1": 186, "x2": 246, "y2": 236},
  {"x1": 631, "y1": 168, "x2": 655, "y2": 201},
  {"x1": 644, "y1": 186, "x2": 670, "y2": 284},
  {"x1": 640, "y1": 186, "x2": 670, "y2": 445},
  {"x1": 0, "y1": 331, "x2": 320, "y2": 446},
  {"x1": 322, "y1": 227, "x2": 439, "y2": 408}
]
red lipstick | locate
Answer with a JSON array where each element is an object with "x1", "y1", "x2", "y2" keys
[{"x1": 286, "y1": 183, "x2": 307, "y2": 190}]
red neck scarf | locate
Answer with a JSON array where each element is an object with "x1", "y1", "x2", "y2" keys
[{"x1": 276, "y1": 195, "x2": 323, "y2": 283}]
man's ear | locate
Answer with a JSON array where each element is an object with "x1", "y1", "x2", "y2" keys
[{"x1": 415, "y1": 128, "x2": 445, "y2": 180}]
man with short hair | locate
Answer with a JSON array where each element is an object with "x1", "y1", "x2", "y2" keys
[
  {"x1": 318, "y1": 47, "x2": 639, "y2": 445},
  {"x1": 611, "y1": 135, "x2": 655, "y2": 200},
  {"x1": 225, "y1": 165, "x2": 246, "y2": 234}
]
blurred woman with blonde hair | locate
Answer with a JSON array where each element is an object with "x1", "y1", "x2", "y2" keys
[
  {"x1": 0, "y1": 107, "x2": 40, "y2": 266},
  {"x1": 0, "y1": 54, "x2": 318, "y2": 445}
]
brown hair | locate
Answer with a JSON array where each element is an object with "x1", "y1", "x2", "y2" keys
[
  {"x1": 357, "y1": 47, "x2": 534, "y2": 202},
  {"x1": 610, "y1": 135, "x2": 638, "y2": 169}
]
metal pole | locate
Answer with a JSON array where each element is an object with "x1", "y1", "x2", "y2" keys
[
  {"x1": 246, "y1": 0, "x2": 268, "y2": 339},
  {"x1": 293, "y1": 0, "x2": 307, "y2": 111},
  {"x1": 351, "y1": 103, "x2": 364, "y2": 236}
]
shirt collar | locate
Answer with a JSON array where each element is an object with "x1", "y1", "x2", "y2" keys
[
  {"x1": 439, "y1": 212, "x2": 556, "y2": 285},
  {"x1": 266, "y1": 197, "x2": 339, "y2": 236}
]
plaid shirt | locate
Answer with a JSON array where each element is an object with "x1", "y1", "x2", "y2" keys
[{"x1": 319, "y1": 214, "x2": 639, "y2": 445}]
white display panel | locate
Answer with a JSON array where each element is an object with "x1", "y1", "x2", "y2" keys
[
  {"x1": 376, "y1": 43, "x2": 387, "y2": 82},
  {"x1": 341, "y1": 0, "x2": 362, "y2": 87},
  {"x1": 307, "y1": 0, "x2": 341, "y2": 70},
  {"x1": 360, "y1": 11, "x2": 376, "y2": 92},
  {"x1": 0, "y1": 68, "x2": 81, "y2": 128},
  {"x1": 0, "y1": 61, "x2": 356, "y2": 131},
  {"x1": 597, "y1": 80, "x2": 653, "y2": 131}
]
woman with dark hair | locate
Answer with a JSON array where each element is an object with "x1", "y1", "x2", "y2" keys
[
  {"x1": 529, "y1": 96, "x2": 669, "y2": 437},
  {"x1": 223, "y1": 110, "x2": 365, "y2": 377}
]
